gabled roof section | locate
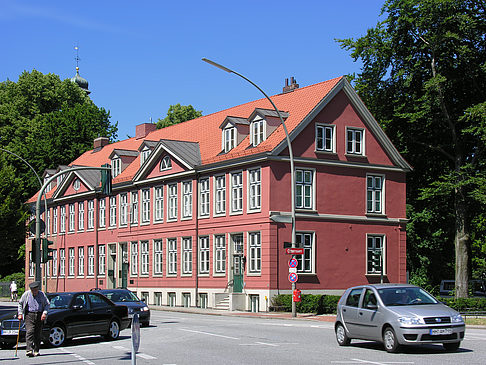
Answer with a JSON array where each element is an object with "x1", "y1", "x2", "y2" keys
[
  {"x1": 219, "y1": 116, "x2": 250, "y2": 129},
  {"x1": 52, "y1": 168, "x2": 100, "y2": 200},
  {"x1": 248, "y1": 108, "x2": 289, "y2": 121},
  {"x1": 109, "y1": 149, "x2": 139, "y2": 159},
  {"x1": 138, "y1": 140, "x2": 158, "y2": 151}
]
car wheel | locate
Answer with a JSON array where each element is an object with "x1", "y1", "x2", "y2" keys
[
  {"x1": 443, "y1": 342, "x2": 460, "y2": 352},
  {"x1": 383, "y1": 326, "x2": 400, "y2": 353},
  {"x1": 335, "y1": 323, "x2": 351, "y2": 346},
  {"x1": 48, "y1": 325, "x2": 66, "y2": 347},
  {"x1": 105, "y1": 320, "x2": 120, "y2": 340}
]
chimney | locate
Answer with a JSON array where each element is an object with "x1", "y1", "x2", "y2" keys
[
  {"x1": 93, "y1": 137, "x2": 109, "y2": 150},
  {"x1": 136, "y1": 123, "x2": 157, "y2": 139},
  {"x1": 282, "y1": 76, "x2": 299, "y2": 93}
]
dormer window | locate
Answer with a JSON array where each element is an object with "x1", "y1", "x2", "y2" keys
[
  {"x1": 251, "y1": 119, "x2": 265, "y2": 146},
  {"x1": 160, "y1": 156, "x2": 172, "y2": 171},
  {"x1": 223, "y1": 126, "x2": 236, "y2": 152},
  {"x1": 56, "y1": 175, "x2": 64, "y2": 187},
  {"x1": 140, "y1": 147, "x2": 151, "y2": 165},
  {"x1": 112, "y1": 157, "x2": 121, "y2": 177}
]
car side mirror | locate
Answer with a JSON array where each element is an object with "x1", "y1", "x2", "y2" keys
[{"x1": 366, "y1": 303, "x2": 378, "y2": 310}]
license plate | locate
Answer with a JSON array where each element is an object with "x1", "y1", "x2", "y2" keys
[
  {"x1": 430, "y1": 328, "x2": 452, "y2": 335},
  {"x1": 1, "y1": 329, "x2": 18, "y2": 335}
]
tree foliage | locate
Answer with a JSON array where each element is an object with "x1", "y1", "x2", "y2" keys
[
  {"x1": 339, "y1": 0, "x2": 486, "y2": 296},
  {"x1": 0, "y1": 69, "x2": 118, "y2": 276},
  {"x1": 156, "y1": 103, "x2": 202, "y2": 129}
]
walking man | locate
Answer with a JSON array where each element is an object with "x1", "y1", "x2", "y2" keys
[
  {"x1": 18, "y1": 281, "x2": 50, "y2": 357},
  {"x1": 10, "y1": 280, "x2": 17, "y2": 301}
]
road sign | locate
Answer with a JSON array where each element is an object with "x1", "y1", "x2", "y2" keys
[
  {"x1": 288, "y1": 272, "x2": 298, "y2": 283},
  {"x1": 288, "y1": 267, "x2": 297, "y2": 274},
  {"x1": 288, "y1": 258, "x2": 298, "y2": 268},
  {"x1": 285, "y1": 248, "x2": 304, "y2": 255},
  {"x1": 29, "y1": 219, "x2": 45, "y2": 235}
]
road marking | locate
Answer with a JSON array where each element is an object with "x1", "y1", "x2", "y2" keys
[
  {"x1": 112, "y1": 345, "x2": 157, "y2": 359},
  {"x1": 179, "y1": 328, "x2": 239, "y2": 340},
  {"x1": 60, "y1": 347, "x2": 95, "y2": 365},
  {"x1": 255, "y1": 341, "x2": 279, "y2": 347}
]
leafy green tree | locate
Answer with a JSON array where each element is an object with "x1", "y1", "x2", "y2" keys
[
  {"x1": 156, "y1": 104, "x2": 202, "y2": 129},
  {"x1": 339, "y1": 0, "x2": 486, "y2": 297}
]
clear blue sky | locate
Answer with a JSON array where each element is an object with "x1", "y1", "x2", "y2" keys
[{"x1": 1, "y1": 0, "x2": 384, "y2": 140}]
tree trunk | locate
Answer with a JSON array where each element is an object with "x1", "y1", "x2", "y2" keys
[{"x1": 455, "y1": 185, "x2": 469, "y2": 299}]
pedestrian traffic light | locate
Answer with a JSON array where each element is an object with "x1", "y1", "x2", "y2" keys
[
  {"x1": 41, "y1": 238, "x2": 54, "y2": 263},
  {"x1": 101, "y1": 163, "x2": 112, "y2": 195}
]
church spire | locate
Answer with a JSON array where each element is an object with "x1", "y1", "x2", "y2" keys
[{"x1": 70, "y1": 45, "x2": 90, "y2": 94}]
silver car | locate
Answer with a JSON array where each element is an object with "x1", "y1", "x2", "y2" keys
[{"x1": 335, "y1": 284, "x2": 465, "y2": 352}]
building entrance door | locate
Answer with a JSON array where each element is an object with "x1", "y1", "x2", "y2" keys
[
  {"x1": 231, "y1": 234, "x2": 244, "y2": 293},
  {"x1": 120, "y1": 243, "x2": 128, "y2": 289},
  {"x1": 108, "y1": 244, "x2": 116, "y2": 289}
]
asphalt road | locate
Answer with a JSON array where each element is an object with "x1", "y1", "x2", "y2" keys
[{"x1": 2, "y1": 305, "x2": 486, "y2": 364}]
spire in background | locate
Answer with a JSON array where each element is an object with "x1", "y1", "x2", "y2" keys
[{"x1": 70, "y1": 44, "x2": 90, "y2": 95}]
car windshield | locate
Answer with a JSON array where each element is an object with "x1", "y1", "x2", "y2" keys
[
  {"x1": 102, "y1": 290, "x2": 140, "y2": 302},
  {"x1": 48, "y1": 293, "x2": 73, "y2": 309},
  {"x1": 378, "y1": 287, "x2": 438, "y2": 306}
]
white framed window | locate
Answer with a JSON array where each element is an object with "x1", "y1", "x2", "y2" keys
[
  {"x1": 130, "y1": 191, "x2": 139, "y2": 225},
  {"x1": 214, "y1": 175, "x2": 226, "y2": 215},
  {"x1": 141, "y1": 189, "x2": 150, "y2": 223},
  {"x1": 223, "y1": 126, "x2": 236, "y2": 152},
  {"x1": 99, "y1": 198, "x2": 106, "y2": 228},
  {"x1": 87, "y1": 246, "x2": 94, "y2": 276},
  {"x1": 109, "y1": 196, "x2": 117, "y2": 227},
  {"x1": 52, "y1": 250, "x2": 58, "y2": 277},
  {"x1": 68, "y1": 247, "x2": 75, "y2": 276},
  {"x1": 68, "y1": 204, "x2": 75, "y2": 232},
  {"x1": 130, "y1": 241, "x2": 138, "y2": 275},
  {"x1": 120, "y1": 193, "x2": 128, "y2": 226},
  {"x1": 296, "y1": 169, "x2": 314, "y2": 209},
  {"x1": 112, "y1": 157, "x2": 121, "y2": 177},
  {"x1": 153, "y1": 239, "x2": 163, "y2": 276},
  {"x1": 182, "y1": 237, "x2": 192, "y2": 275},
  {"x1": 199, "y1": 178, "x2": 210, "y2": 217},
  {"x1": 182, "y1": 181, "x2": 192, "y2": 219},
  {"x1": 59, "y1": 248, "x2": 65, "y2": 277},
  {"x1": 78, "y1": 202, "x2": 84, "y2": 231},
  {"x1": 73, "y1": 178, "x2": 81, "y2": 191},
  {"x1": 248, "y1": 168, "x2": 261, "y2": 211},
  {"x1": 60, "y1": 206, "x2": 66, "y2": 233},
  {"x1": 248, "y1": 232, "x2": 261, "y2": 274},
  {"x1": 251, "y1": 119, "x2": 265, "y2": 146},
  {"x1": 367, "y1": 175, "x2": 384, "y2": 214},
  {"x1": 167, "y1": 238, "x2": 177, "y2": 276},
  {"x1": 199, "y1": 236, "x2": 210, "y2": 274},
  {"x1": 214, "y1": 235, "x2": 226, "y2": 275},
  {"x1": 346, "y1": 127, "x2": 365, "y2": 155},
  {"x1": 154, "y1": 186, "x2": 164, "y2": 222},
  {"x1": 141, "y1": 147, "x2": 151, "y2": 165},
  {"x1": 367, "y1": 235, "x2": 386, "y2": 275},
  {"x1": 141, "y1": 240, "x2": 149, "y2": 275},
  {"x1": 98, "y1": 245, "x2": 106, "y2": 275},
  {"x1": 29, "y1": 252, "x2": 34, "y2": 277},
  {"x1": 316, "y1": 124, "x2": 335, "y2": 152},
  {"x1": 46, "y1": 210, "x2": 51, "y2": 235},
  {"x1": 78, "y1": 246, "x2": 84, "y2": 276},
  {"x1": 160, "y1": 156, "x2": 172, "y2": 171},
  {"x1": 230, "y1": 172, "x2": 243, "y2": 213},
  {"x1": 53, "y1": 208, "x2": 58, "y2": 234},
  {"x1": 87, "y1": 200, "x2": 94, "y2": 229},
  {"x1": 168, "y1": 183, "x2": 178, "y2": 221},
  {"x1": 296, "y1": 232, "x2": 314, "y2": 273}
]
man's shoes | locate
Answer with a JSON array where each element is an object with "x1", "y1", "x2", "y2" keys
[
  {"x1": 26, "y1": 351, "x2": 33, "y2": 357},
  {"x1": 33, "y1": 351, "x2": 40, "y2": 357}
]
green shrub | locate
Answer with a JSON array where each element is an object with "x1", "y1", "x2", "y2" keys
[
  {"x1": 270, "y1": 294, "x2": 341, "y2": 313},
  {"x1": 0, "y1": 272, "x2": 25, "y2": 296},
  {"x1": 438, "y1": 297, "x2": 486, "y2": 312}
]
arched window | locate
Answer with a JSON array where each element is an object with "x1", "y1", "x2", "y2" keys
[{"x1": 160, "y1": 156, "x2": 172, "y2": 171}]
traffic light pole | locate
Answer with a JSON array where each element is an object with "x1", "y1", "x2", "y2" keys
[{"x1": 35, "y1": 166, "x2": 111, "y2": 287}]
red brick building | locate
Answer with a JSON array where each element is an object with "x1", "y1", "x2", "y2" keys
[{"x1": 26, "y1": 76, "x2": 410, "y2": 311}]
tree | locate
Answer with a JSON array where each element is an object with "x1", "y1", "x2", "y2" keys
[
  {"x1": 0, "y1": 69, "x2": 118, "y2": 275},
  {"x1": 156, "y1": 104, "x2": 202, "y2": 129},
  {"x1": 339, "y1": 0, "x2": 486, "y2": 297}
]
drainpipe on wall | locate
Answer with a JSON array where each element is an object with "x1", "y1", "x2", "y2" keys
[
  {"x1": 195, "y1": 173, "x2": 199, "y2": 308},
  {"x1": 95, "y1": 194, "x2": 99, "y2": 289}
]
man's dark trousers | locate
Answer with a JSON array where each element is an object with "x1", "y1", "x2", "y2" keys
[{"x1": 25, "y1": 312, "x2": 43, "y2": 352}]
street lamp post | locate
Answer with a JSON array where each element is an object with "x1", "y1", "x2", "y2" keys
[{"x1": 202, "y1": 58, "x2": 298, "y2": 317}]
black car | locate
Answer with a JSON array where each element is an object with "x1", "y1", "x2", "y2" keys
[
  {"x1": 0, "y1": 310, "x2": 25, "y2": 349},
  {"x1": 43, "y1": 291, "x2": 130, "y2": 347},
  {"x1": 93, "y1": 289, "x2": 150, "y2": 327}
]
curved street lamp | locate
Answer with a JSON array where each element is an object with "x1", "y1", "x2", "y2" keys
[{"x1": 202, "y1": 58, "x2": 297, "y2": 317}]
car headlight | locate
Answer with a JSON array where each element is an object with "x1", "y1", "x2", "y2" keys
[
  {"x1": 398, "y1": 316, "x2": 425, "y2": 325},
  {"x1": 141, "y1": 306, "x2": 149, "y2": 312},
  {"x1": 451, "y1": 314, "x2": 464, "y2": 323}
]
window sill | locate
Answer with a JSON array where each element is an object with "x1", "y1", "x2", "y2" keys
[
  {"x1": 181, "y1": 216, "x2": 193, "y2": 221},
  {"x1": 365, "y1": 273, "x2": 387, "y2": 277},
  {"x1": 229, "y1": 211, "x2": 243, "y2": 216},
  {"x1": 315, "y1": 150, "x2": 337, "y2": 155},
  {"x1": 247, "y1": 209, "x2": 262, "y2": 214},
  {"x1": 152, "y1": 220, "x2": 164, "y2": 224},
  {"x1": 247, "y1": 272, "x2": 261, "y2": 277},
  {"x1": 297, "y1": 272, "x2": 316, "y2": 276},
  {"x1": 181, "y1": 273, "x2": 193, "y2": 277},
  {"x1": 296, "y1": 209, "x2": 318, "y2": 214},
  {"x1": 366, "y1": 213, "x2": 387, "y2": 218},
  {"x1": 345, "y1": 153, "x2": 367, "y2": 158},
  {"x1": 213, "y1": 273, "x2": 226, "y2": 277}
]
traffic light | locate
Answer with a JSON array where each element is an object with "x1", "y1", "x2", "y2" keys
[
  {"x1": 41, "y1": 238, "x2": 55, "y2": 263},
  {"x1": 101, "y1": 163, "x2": 112, "y2": 195},
  {"x1": 31, "y1": 238, "x2": 38, "y2": 263}
]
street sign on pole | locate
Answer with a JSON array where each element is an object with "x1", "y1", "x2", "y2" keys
[
  {"x1": 288, "y1": 258, "x2": 298, "y2": 268},
  {"x1": 285, "y1": 248, "x2": 304, "y2": 255},
  {"x1": 288, "y1": 267, "x2": 297, "y2": 274},
  {"x1": 288, "y1": 272, "x2": 298, "y2": 283}
]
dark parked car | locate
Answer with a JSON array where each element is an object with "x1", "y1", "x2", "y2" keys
[
  {"x1": 93, "y1": 289, "x2": 150, "y2": 327},
  {"x1": 43, "y1": 291, "x2": 130, "y2": 347},
  {"x1": 0, "y1": 310, "x2": 25, "y2": 349}
]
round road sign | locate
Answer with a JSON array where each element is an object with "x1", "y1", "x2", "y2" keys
[
  {"x1": 288, "y1": 272, "x2": 298, "y2": 283},
  {"x1": 288, "y1": 258, "x2": 298, "y2": 268}
]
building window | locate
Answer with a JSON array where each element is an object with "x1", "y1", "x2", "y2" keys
[
  {"x1": 367, "y1": 175, "x2": 384, "y2": 214},
  {"x1": 199, "y1": 293, "x2": 208, "y2": 309},
  {"x1": 367, "y1": 235, "x2": 385, "y2": 275},
  {"x1": 154, "y1": 239, "x2": 163, "y2": 275},
  {"x1": 214, "y1": 175, "x2": 226, "y2": 215},
  {"x1": 59, "y1": 249, "x2": 65, "y2": 277},
  {"x1": 199, "y1": 178, "x2": 210, "y2": 217},
  {"x1": 69, "y1": 204, "x2": 75, "y2": 232},
  {"x1": 29, "y1": 252, "x2": 34, "y2": 277},
  {"x1": 120, "y1": 193, "x2": 128, "y2": 226},
  {"x1": 46, "y1": 210, "x2": 51, "y2": 235},
  {"x1": 53, "y1": 208, "x2": 58, "y2": 234},
  {"x1": 109, "y1": 196, "x2": 117, "y2": 227},
  {"x1": 78, "y1": 202, "x2": 84, "y2": 231},
  {"x1": 296, "y1": 169, "x2": 314, "y2": 209},
  {"x1": 230, "y1": 172, "x2": 243, "y2": 213},
  {"x1": 182, "y1": 237, "x2": 192, "y2": 275},
  {"x1": 168, "y1": 292, "x2": 176, "y2": 307},
  {"x1": 346, "y1": 127, "x2": 364, "y2": 155},
  {"x1": 87, "y1": 246, "x2": 94, "y2": 276},
  {"x1": 316, "y1": 124, "x2": 335, "y2": 152},
  {"x1": 199, "y1": 236, "x2": 210, "y2": 274},
  {"x1": 248, "y1": 232, "x2": 261, "y2": 274},
  {"x1": 296, "y1": 233, "x2": 314, "y2": 273},
  {"x1": 154, "y1": 186, "x2": 164, "y2": 222},
  {"x1": 52, "y1": 250, "x2": 58, "y2": 277},
  {"x1": 68, "y1": 247, "x2": 75, "y2": 276},
  {"x1": 99, "y1": 198, "x2": 106, "y2": 228},
  {"x1": 154, "y1": 292, "x2": 162, "y2": 306},
  {"x1": 182, "y1": 293, "x2": 191, "y2": 307},
  {"x1": 130, "y1": 191, "x2": 139, "y2": 225},
  {"x1": 168, "y1": 183, "x2": 178, "y2": 220},
  {"x1": 87, "y1": 200, "x2": 94, "y2": 229},
  {"x1": 223, "y1": 126, "x2": 236, "y2": 152},
  {"x1": 141, "y1": 241, "x2": 149, "y2": 275},
  {"x1": 60, "y1": 206, "x2": 66, "y2": 233},
  {"x1": 131, "y1": 241, "x2": 138, "y2": 275},
  {"x1": 182, "y1": 181, "x2": 192, "y2": 219},
  {"x1": 78, "y1": 247, "x2": 84, "y2": 276},
  {"x1": 141, "y1": 147, "x2": 151, "y2": 165},
  {"x1": 98, "y1": 245, "x2": 105, "y2": 275},
  {"x1": 160, "y1": 156, "x2": 172, "y2": 171},
  {"x1": 248, "y1": 168, "x2": 261, "y2": 211},
  {"x1": 112, "y1": 157, "x2": 121, "y2": 177},
  {"x1": 141, "y1": 189, "x2": 150, "y2": 223},
  {"x1": 167, "y1": 238, "x2": 177, "y2": 276},
  {"x1": 214, "y1": 235, "x2": 226, "y2": 274},
  {"x1": 251, "y1": 119, "x2": 265, "y2": 146}
]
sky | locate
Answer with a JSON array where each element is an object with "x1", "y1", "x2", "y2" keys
[{"x1": 0, "y1": 0, "x2": 385, "y2": 140}]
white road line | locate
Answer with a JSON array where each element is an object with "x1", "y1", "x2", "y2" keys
[
  {"x1": 352, "y1": 359, "x2": 414, "y2": 365},
  {"x1": 255, "y1": 341, "x2": 279, "y2": 347},
  {"x1": 60, "y1": 347, "x2": 95, "y2": 365},
  {"x1": 113, "y1": 345, "x2": 128, "y2": 350},
  {"x1": 179, "y1": 328, "x2": 239, "y2": 340},
  {"x1": 112, "y1": 345, "x2": 157, "y2": 359}
]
